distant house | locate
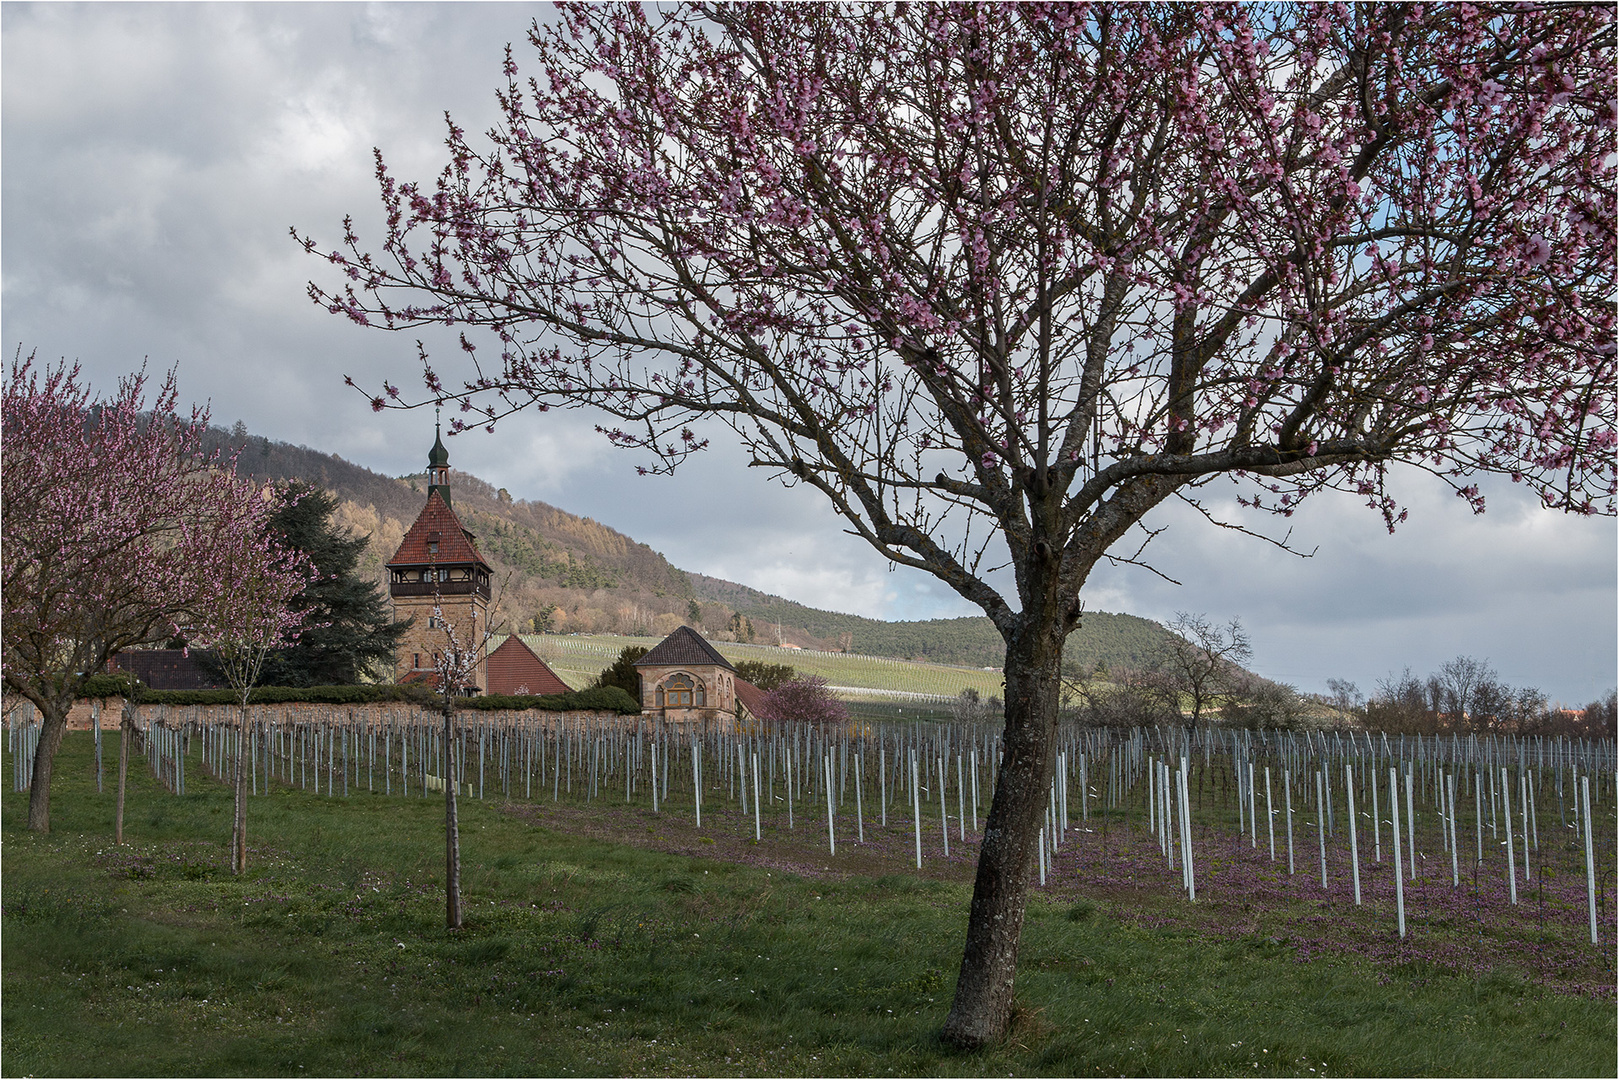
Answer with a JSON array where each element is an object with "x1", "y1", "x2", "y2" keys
[
  {"x1": 486, "y1": 635, "x2": 570, "y2": 696},
  {"x1": 634, "y1": 625, "x2": 764, "y2": 728}
]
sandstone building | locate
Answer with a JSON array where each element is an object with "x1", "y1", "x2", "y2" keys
[{"x1": 634, "y1": 625, "x2": 766, "y2": 728}]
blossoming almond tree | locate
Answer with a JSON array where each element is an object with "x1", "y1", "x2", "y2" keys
[
  {"x1": 2, "y1": 354, "x2": 304, "y2": 834},
  {"x1": 754, "y1": 674, "x2": 849, "y2": 732},
  {"x1": 182, "y1": 493, "x2": 315, "y2": 876},
  {"x1": 300, "y1": 4, "x2": 1615, "y2": 1045}
]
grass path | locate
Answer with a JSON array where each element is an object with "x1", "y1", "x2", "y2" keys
[{"x1": 3, "y1": 734, "x2": 1613, "y2": 1077}]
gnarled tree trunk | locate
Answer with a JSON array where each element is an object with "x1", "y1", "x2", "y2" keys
[
  {"x1": 26, "y1": 700, "x2": 71, "y2": 833},
  {"x1": 940, "y1": 616, "x2": 1066, "y2": 1048}
]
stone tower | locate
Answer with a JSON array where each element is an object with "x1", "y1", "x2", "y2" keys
[{"x1": 387, "y1": 424, "x2": 493, "y2": 691}]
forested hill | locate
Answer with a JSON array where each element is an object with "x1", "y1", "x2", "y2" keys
[
  {"x1": 204, "y1": 426, "x2": 694, "y2": 602},
  {"x1": 690, "y1": 573, "x2": 1173, "y2": 671},
  {"x1": 205, "y1": 425, "x2": 1179, "y2": 674}
]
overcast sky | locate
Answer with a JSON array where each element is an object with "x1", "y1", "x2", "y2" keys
[{"x1": 4, "y1": 3, "x2": 1614, "y2": 704}]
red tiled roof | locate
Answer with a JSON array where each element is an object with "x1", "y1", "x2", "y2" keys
[
  {"x1": 634, "y1": 625, "x2": 735, "y2": 671},
  {"x1": 387, "y1": 490, "x2": 490, "y2": 569},
  {"x1": 734, "y1": 677, "x2": 768, "y2": 718},
  {"x1": 488, "y1": 636, "x2": 571, "y2": 696}
]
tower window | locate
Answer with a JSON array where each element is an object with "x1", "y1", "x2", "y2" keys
[{"x1": 413, "y1": 653, "x2": 421, "y2": 669}]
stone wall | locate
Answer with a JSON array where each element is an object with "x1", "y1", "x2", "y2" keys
[
  {"x1": 2, "y1": 696, "x2": 637, "y2": 733},
  {"x1": 2, "y1": 696, "x2": 126, "y2": 731}
]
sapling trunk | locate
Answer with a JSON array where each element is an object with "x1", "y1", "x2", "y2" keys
[
  {"x1": 854, "y1": 752, "x2": 864, "y2": 843},
  {"x1": 957, "y1": 754, "x2": 965, "y2": 840},
  {"x1": 1346, "y1": 763, "x2": 1360, "y2": 905},
  {"x1": 1582, "y1": 775, "x2": 1598, "y2": 945},
  {"x1": 1265, "y1": 766, "x2": 1275, "y2": 861},
  {"x1": 444, "y1": 699, "x2": 462, "y2": 931},
  {"x1": 1520, "y1": 770, "x2": 1531, "y2": 881},
  {"x1": 1285, "y1": 769, "x2": 1295, "y2": 875},
  {"x1": 231, "y1": 701, "x2": 250, "y2": 876},
  {"x1": 1457, "y1": 777, "x2": 1470, "y2": 887},
  {"x1": 1248, "y1": 762, "x2": 1257, "y2": 847},
  {"x1": 1372, "y1": 767, "x2": 1381, "y2": 862},
  {"x1": 1316, "y1": 769, "x2": 1328, "y2": 889},
  {"x1": 1405, "y1": 770, "x2": 1417, "y2": 880},
  {"x1": 115, "y1": 709, "x2": 132, "y2": 845},
  {"x1": 1179, "y1": 762, "x2": 1195, "y2": 901},
  {"x1": 911, "y1": 752, "x2": 922, "y2": 869},
  {"x1": 93, "y1": 701, "x2": 103, "y2": 792},
  {"x1": 1390, "y1": 768, "x2": 1406, "y2": 938},
  {"x1": 1502, "y1": 767, "x2": 1517, "y2": 904},
  {"x1": 824, "y1": 752, "x2": 835, "y2": 855},
  {"x1": 970, "y1": 751, "x2": 979, "y2": 832},
  {"x1": 879, "y1": 743, "x2": 886, "y2": 827}
]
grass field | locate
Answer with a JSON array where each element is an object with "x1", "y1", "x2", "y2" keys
[
  {"x1": 521, "y1": 633, "x2": 1009, "y2": 703},
  {"x1": 3, "y1": 733, "x2": 1614, "y2": 1077}
]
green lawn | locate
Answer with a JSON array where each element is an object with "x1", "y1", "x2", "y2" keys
[{"x1": 3, "y1": 733, "x2": 1612, "y2": 1077}]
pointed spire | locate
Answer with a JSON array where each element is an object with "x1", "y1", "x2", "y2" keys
[{"x1": 427, "y1": 405, "x2": 451, "y2": 506}]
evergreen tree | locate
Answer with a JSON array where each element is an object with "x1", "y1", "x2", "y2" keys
[
  {"x1": 733, "y1": 660, "x2": 795, "y2": 691},
  {"x1": 245, "y1": 481, "x2": 408, "y2": 686},
  {"x1": 592, "y1": 645, "x2": 648, "y2": 699}
]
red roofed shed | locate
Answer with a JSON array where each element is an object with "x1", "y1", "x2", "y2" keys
[{"x1": 486, "y1": 636, "x2": 571, "y2": 696}]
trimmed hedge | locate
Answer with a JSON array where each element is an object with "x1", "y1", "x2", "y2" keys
[
  {"x1": 130, "y1": 684, "x2": 434, "y2": 707},
  {"x1": 126, "y1": 682, "x2": 640, "y2": 715},
  {"x1": 80, "y1": 673, "x2": 142, "y2": 699}
]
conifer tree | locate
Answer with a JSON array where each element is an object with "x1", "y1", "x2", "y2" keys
[
  {"x1": 251, "y1": 481, "x2": 408, "y2": 686},
  {"x1": 592, "y1": 645, "x2": 648, "y2": 699}
]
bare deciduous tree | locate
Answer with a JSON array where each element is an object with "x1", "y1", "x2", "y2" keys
[
  {"x1": 1437, "y1": 655, "x2": 1497, "y2": 723},
  {"x1": 1325, "y1": 678, "x2": 1363, "y2": 722},
  {"x1": 1160, "y1": 612, "x2": 1253, "y2": 734}
]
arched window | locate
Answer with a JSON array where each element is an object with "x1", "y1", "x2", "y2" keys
[{"x1": 662, "y1": 672, "x2": 705, "y2": 708}]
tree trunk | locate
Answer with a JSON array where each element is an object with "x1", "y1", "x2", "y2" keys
[
  {"x1": 116, "y1": 706, "x2": 132, "y2": 844},
  {"x1": 231, "y1": 704, "x2": 250, "y2": 875},
  {"x1": 26, "y1": 700, "x2": 71, "y2": 833},
  {"x1": 940, "y1": 620, "x2": 1064, "y2": 1048},
  {"x1": 444, "y1": 702, "x2": 463, "y2": 930}
]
